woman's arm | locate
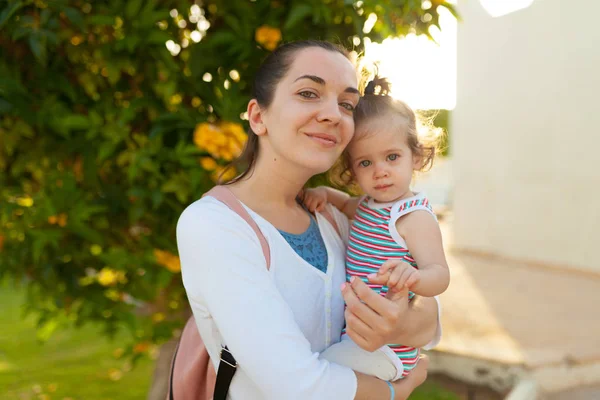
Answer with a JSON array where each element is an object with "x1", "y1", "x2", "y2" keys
[
  {"x1": 178, "y1": 200, "x2": 357, "y2": 400},
  {"x1": 355, "y1": 355, "x2": 428, "y2": 400}
]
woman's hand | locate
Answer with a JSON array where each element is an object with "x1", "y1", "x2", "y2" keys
[
  {"x1": 353, "y1": 355, "x2": 429, "y2": 400},
  {"x1": 341, "y1": 276, "x2": 412, "y2": 352}
]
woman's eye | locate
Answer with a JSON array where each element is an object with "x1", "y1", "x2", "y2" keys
[
  {"x1": 387, "y1": 154, "x2": 399, "y2": 161},
  {"x1": 340, "y1": 102, "x2": 355, "y2": 111},
  {"x1": 359, "y1": 160, "x2": 371, "y2": 167},
  {"x1": 298, "y1": 91, "x2": 317, "y2": 98}
]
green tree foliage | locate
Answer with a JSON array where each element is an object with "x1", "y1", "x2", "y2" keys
[{"x1": 0, "y1": 0, "x2": 456, "y2": 359}]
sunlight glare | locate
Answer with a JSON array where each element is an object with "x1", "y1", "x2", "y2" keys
[{"x1": 364, "y1": 5, "x2": 457, "y2": 110}]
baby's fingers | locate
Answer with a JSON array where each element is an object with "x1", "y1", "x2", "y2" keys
[
  {"x1": 404, "y1": 270, "x2": 420, "y2": 288},
  {"x1": 305, "y1": 197, "x2": 318, "y2": 212},
  {"x1": 379, "y1": 259, "x2": 403, "y2": 275},
  {"x1": 366, "y1": 269, "x2": 391, "y2": 285}
]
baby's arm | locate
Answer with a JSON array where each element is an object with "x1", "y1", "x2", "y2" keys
[
  {"x1": 303, "y1": 186, "x2": 361, "y2": 219},
  {"x1": 394, "y1": 211, "x2": 450, "y2": 297}
]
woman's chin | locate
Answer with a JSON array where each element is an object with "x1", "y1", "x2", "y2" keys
[{"x1": 299, "y1": 155, "x2": 338, "y2": 175}]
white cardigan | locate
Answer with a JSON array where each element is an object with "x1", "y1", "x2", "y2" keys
[{"x1": 177, "y1": 196, "x2": 441, "y2": 400}]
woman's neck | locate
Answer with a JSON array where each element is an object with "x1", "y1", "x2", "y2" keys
[{"x1": 228, "y1": 154, "x2": 313, "y2": 212}]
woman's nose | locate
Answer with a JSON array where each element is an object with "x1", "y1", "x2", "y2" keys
[{"x1": 316, "y1": 98, "x2": 342, "y2": 124}]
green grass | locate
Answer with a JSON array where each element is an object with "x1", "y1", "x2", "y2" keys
[
  {"x1": 0, "y1": 284, "x2": 459, "y2": 400},
  {"x1": 0, "y1": 284, "x2": 154, "y2": 400},
  {"x1": 411, "y1": 381, "x2": 461, "y2": 400}
]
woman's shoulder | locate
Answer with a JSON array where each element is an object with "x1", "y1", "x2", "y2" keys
[{"x1": 177, "y1": 195, "x2": 257, "y2": 241}]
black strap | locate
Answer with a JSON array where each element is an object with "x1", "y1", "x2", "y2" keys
[
  {"x1": 214, "y1": 346, "x2": 237, "y2": 400},
  {"x1": 168, "y1": 343, "x2": 237, "y2": 400},
  {"x1": 168, "y1": 339, "x2": 181, "y2": 400}
]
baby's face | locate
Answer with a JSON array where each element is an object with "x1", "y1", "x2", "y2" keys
[{"x1": 348, "y1": 123, "x2": 419, "y2": 203}]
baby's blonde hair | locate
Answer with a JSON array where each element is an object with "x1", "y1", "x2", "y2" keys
[{"x1": 330, "y1": 77, "x2": 443, "y2": 190}]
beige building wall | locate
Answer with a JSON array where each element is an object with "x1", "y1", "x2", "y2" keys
[{"x1": 451, "y1": 0, "x2": 600, "y2": 274}]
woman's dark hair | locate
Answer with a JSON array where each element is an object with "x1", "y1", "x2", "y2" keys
[{"x1": 221, "y1": 40, "x2": 350, "y2": 184}]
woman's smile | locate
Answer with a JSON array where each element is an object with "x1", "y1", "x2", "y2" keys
[{"x1": 304, "y1": 132, "x2": 339, "y2": 147}]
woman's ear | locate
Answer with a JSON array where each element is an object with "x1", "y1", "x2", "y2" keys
[{"x1": 247, "y1": 99, "x2": 266, "y2": 136}]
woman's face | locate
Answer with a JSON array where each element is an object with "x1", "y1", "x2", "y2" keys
[{"x1": 259, "y1": 47, "x2": 359, "y2": 175}]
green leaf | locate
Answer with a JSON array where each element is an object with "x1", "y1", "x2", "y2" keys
[
  {"x1": 223, "y1": 15, "x2": 244, "y2": 37},
  {"x1": 284, "y1": 4, "x2": 313, "y2": 31},
  {"x1": 88, "y1": 15, "x2": 115, "y2": 26},
  {"x1": 0, "y1": 0, "x2": 24, "y2": 29},
  {"x1": 0, "y1": 98, "x2": 12, "y2": 113},
  {"x1": 145, "y1": 30, "x2": 171, "y2": 45},
  {"x1": 125, "y1": 0, "x2": 143, "y2": 19},
  {"x1": 63, "y1": 7, "x2": 84, "y2": 30},
  {"x1": 28, "y1": 34, "x2": 47, "y2": 66},
  {"x1": 12, "y1": 26, "x2": 31, "y2": 41},
  {"x1": 36, "y1": 318, "x2": 60, "y2": 341},
  {"x1": 61, "y1": 114, "x2": 90, "y2": 131}
]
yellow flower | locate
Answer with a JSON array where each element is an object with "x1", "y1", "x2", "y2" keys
[
  {"x1": 199, "y1": 157, "x2": 217, "y2": 171},
  {"x1": 90, "y1": 244, "x2": 103, "y2": 255},
  {"x1": 113, "y1": 348, "x2": 124, "y2": 358},
  {"x1": 105, "y1": 289, "x2": 121, "y2": 301},
  {"x1": 193, "y1": 122, "x2": 220, "y2": 149},
  {"x1": 133, "y1": 341, "x2": 150, "y2": 354},
  {"x1": 255, "y1": 25, "x2": 282, "y2": 51},
  {"x1": 153, "y1": 249, "x2": 181, "y2": 273},
  {"x1": 152, "y1": 313, "x2": 165, "y2": 323},
  {"x1": 16, "y1": 196, "x2": 34, "y2": 207},
  {"x1": 193, "y1": 121, "x2": 247, "y2": 161},
  {"x1": 116, "y1": 270, "x2": 128, "y2": 284},
  {"x1": 57, "y1": 213, "x2": 68, "y2": 227},
  {"x1": 97, "y1": 267, "x2": 119, "y2": 286},
  {"x1": 170, "y1": 94, "x2": 182, "y2": 105},
  {"x1": 211, "y1": 166, "x2": 237, "y2": 183},
  {"x1": 222, "y1": 121, "x2": 247, "y2": 142},
  {"x1": 108, "y1": 368, "x2": 123, "y2": 381},
  {"x1": 48, "y1": 213, "x2": 68, "y2": 227}
]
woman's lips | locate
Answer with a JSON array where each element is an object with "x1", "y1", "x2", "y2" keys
[{"x1": 305, "y1": 132, "x2": 338, "y2": 147}]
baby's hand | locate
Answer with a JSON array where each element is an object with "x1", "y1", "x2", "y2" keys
[
  {"x1": 368, "y1": 259, "x2": 421, "y2": 292},
  {"x1": 302, "y1": 187, "x2": 328, "y2": 212}
]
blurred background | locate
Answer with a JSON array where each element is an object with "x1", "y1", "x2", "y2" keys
[{"x1": 1, "y1": 0, "x2": 598, "y2": 399}]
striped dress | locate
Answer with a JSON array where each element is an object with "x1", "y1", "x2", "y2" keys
[{"x1": 345, "y1": 193, "x2": 435, "y2": 378}]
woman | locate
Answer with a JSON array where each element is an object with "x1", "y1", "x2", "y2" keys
[{"x1": 176, "y1": 40, "x2": 441, "y2": 399}]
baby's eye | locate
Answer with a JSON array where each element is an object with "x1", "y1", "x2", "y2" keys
[
  {"x1": 359, "y1": 160, "x2": 371, "y2": 167},
  {"x1": 387, "y1": 154, "x2": 399, "y2": 161},
  {"x1": 298, "y1": 91, "x2": 317, "y2": 98}
]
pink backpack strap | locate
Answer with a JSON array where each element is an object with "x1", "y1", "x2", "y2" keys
[{"x1": 203, "y1": 185, "x2": 271, "y2": 269}]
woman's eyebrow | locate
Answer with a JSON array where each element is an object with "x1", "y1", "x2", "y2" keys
[
  {"x1": 294, "y1": 74, "x2": 359, "y2": 94},
  {"x1": 294, "y1": 74, "x2": 325, "y2": 85}
]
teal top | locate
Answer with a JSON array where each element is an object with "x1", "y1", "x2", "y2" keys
[{"x1": 278, "y1": 214, "x2": 328, "y2": 273}]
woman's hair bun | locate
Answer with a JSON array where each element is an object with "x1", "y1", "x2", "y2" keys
[{"x1": 364, "y1": 76, "x2": 392, "y2": 96}]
